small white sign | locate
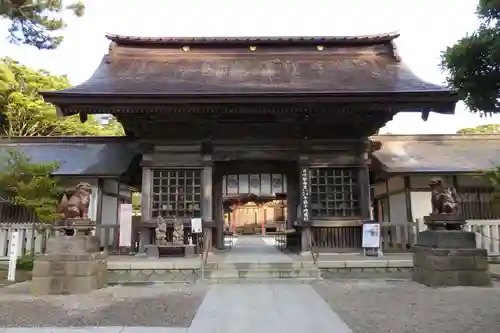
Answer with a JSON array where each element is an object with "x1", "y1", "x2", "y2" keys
[
  {"x1": 7, "y1": 231, "x2": 19, "y2": 281},
  {"x1": 119, "y1": 204, "x2": 133, "y2": 247},
  {"x1": 191, "y1": 218, "x2": 202, "y2": 233},
  {"x1": 362, "y1": 223, "x2": 381, "y2": 248}
]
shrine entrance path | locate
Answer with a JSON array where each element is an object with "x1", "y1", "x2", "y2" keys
[
  {"x1": 222, "y1": 235, "x2": 294, "y2": 263},
  {"x1": 187, "y1": 282, "x2": 353, "y2": 333},
  {"x1": 187, "y1": 235, "x2": 353, "y2": 333}
]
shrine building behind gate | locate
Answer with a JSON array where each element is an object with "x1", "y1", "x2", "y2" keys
[{"x1": 41, "y1": 33, "x2": 458, "y2": 252}]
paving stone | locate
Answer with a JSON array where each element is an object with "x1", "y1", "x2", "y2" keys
[
  {"x1": 314, "y1": 279, "x2": 500, "y2": 333},
  {"x1": 0, "y1": 283, "x2": 207, "y2": 328}
]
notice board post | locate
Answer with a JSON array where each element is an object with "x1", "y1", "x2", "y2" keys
[{"x1": 362, "y1": 220, "x2": 383, "y2": 257}]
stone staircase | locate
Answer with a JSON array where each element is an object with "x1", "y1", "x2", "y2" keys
[{"x1": 202, "y1": 261, "x2": 321, "y2": 282}]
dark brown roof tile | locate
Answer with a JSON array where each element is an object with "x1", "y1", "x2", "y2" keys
[
  {"x1": 372, "y1": 134, "x2": 500, "y2": 173},
  {"x1": 44, "y1": 33, "x2": 452, "y2": 96},
  {"x1": 105, "y1": 32, "x2": 401, "y2": 46}
]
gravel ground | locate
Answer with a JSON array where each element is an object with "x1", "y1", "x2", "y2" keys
[
  {"x1": 0, "y1": 282, "x2": 208, "y2": 327},
  {"x1": 314, "y1": 279, "x2": 500, "y2": 333}
]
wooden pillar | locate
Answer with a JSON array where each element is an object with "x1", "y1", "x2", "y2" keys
[
  {"x1": 262, "y1": 205, "x2": 266, "y2": 235},
  {"x1": 286, "y1": 164, "x2": 299, "y2": 229},
  {"x1": 404, "y1": 176, "x2": 413, "y2": 223},
  {"x1": 139, "y1": 166, "x2": 153, "y2": 252},
  {"x1": 212, "y1": 165, "x2": 225, "y2": 249},
  {"x1": 358, "y1": 163, "x2": 371, "y2": 220},
  {"x1": 202, "y1": 155, "x2": 215, "y2": 250},
  {"x1": 115, "y1": 178, "x2": 121, "y2": 248},
  {"x1": 95, "y1": 178, "x2": 104, "y2": 229}
]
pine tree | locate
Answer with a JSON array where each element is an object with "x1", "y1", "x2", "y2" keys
[{"x1": 1, "y1": 0, "x2": 85, "y2": 49}]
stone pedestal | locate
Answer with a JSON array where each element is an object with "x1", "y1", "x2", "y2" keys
[
  {"x1": 31, "y1": 235, "x2": 107, "y2": 295},
  {"x1": 417, "y1": 230, "x2": 476, "y2": 249},
  {"x1": 145, "y1": 244, "x2": 196, "y2": 258},
  {"x1": 424, "y1": 214, "x2": 467, "y2": 231},
  {"x1": 413, "y1": 216, "x2": 491, "y2": 287},
  {"x1": 413, "y1": 247, "x2": 491, "y2": 287}
]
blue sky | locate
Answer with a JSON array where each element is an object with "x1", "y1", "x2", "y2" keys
[{"x1": 1, "y1": 0, "x2": 499, "y2": 134}]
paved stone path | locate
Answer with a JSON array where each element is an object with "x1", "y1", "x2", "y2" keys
[
  {"x1": 1, "y1": 328, "x2": 187, "y2": 332},
  {"x1": 188, "y1": 236, "x2": 352, "y2": 333},
  {"x1": 223, "y1": 235, "x2": 293, "y2": 263},
  {"x1": 0, "y1": 236, "x2": 354, "y2": 332},
  {"x1": 188, "y1": 283, "x2": 352, "y2": 333}
]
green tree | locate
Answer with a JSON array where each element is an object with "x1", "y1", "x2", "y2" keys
[
  {"x1": 0, "y1": 149, "x2": 61, "y2": 223},
  {"x1": 0, "y1": 57, "x2": 124, "y2": 136},
  {"x1": 1, "y1": 0, "x2": 85, "y2": 49},
  {"x1": 457, "y1": 124, "x2": 500, "y2": 134},
  {"x1": 441, "y1": 0, "x2": 500, "y2": 115}
]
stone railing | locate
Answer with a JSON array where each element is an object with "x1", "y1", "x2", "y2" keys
[{"x1": 0, "y1": 223, "x2": 121, "y2": 259}]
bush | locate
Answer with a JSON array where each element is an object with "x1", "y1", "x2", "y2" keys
[{"x1": 16, "y1": 252, "x2": 34, "y2": 271}]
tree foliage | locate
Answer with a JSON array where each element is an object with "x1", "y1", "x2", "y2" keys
[
  {"x1": 0, "y1": 57, "x2": 124, "y2": 136},
  {"x1": 441, "y1": 0, "x2": 500, "y2": 115},
  {"x1": 457, "y1": 123, "x2": 500, "y2": 134},
  {"x1": 1, "y1": 0, "x2": 85, "y2": 49},
  {"x1": 0, "y1": 149, "x2": 61, "y2": 223}
]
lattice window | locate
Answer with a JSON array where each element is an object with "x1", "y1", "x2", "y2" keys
[
  {"x1": 310, "y1": 168, "x2": 359, "y2": 218},
  {"x1": 151, "y1": 170, "x2": 202, "y2": 219}
]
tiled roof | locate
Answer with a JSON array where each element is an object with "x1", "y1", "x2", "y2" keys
[
  {"x1": 0, "y1": 137, "x2": 138, "y2": 176},
  {"x1": 372, "y1": 134, "x2": 500, "y2": 173},
  {"x1": 105, "y1": 32, "x2": 401, "y2": 45},
  {"x1": 41, "y1": 32, "x2": 456, "y2": 105}
]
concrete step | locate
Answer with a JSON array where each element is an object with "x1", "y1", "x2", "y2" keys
[
  {"x1": 206, "y1": 278, "x2": 319, "y2": 284},
  {"x1": 204, "y1": 267, "x2": 321, "y2": 280},
  {"x1": 204, "y1": 261, "x2": 317, "y2": 270}
]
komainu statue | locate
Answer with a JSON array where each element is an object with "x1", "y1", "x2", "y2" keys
[
  {"x1": 172, "y1": 219, "x2": 184, "y2": 245},
  {"x1": 155, "y1": 216, "x2": 168, "y2": 246},
  {"x1": 57, "y1": 182, "x2": 92, "y2": 220},
  {"x1": 430, "y1": 177, "x2": 461, "y2": 216}
]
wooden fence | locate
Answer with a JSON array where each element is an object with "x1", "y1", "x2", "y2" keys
[
  {"x1": 380, "y1": 219, "x2": 500, "y2": 255},
  {"x1": 0, "y1": 223, "x2": 120, "y2": 259},
  {"x1": 1, "y1": 219, "x2": 500, "y2": 258},
  {"x1": 380, "y1": 222, "x2": 418, "y2": 252}
]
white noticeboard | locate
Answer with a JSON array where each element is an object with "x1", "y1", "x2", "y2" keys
[
  {"x1": 362, "y1": 223, "x2": 381, "y2": 249},
  {"x1": 8, "y1": 231, "x2": 19, "y2": 282},
  {"x1": 191, "y1": 218, "x2": 202, "y2": 234},
  {"x1": 119, "y1": 204, "x2": 133, "y2": 247}
]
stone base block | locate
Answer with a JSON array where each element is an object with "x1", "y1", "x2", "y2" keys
[
  {"x1": 145, "y1": 244, "x2": 159, "y2": 258},
  {"x1": 145, "y1": 244, "x2": 196, "y2": 258},
  {"x1": 417, "y1": 230, "x2": 476, "y2": 249},
  {"x1": 412, "y1": 246, "x2": 491, "y2": 287},
  {"x1": 118, "y1": 246, "x2": 134, "y2": 255},
  {"x1": 31, "y1": 251, "x2": 107, "y2": 295}
]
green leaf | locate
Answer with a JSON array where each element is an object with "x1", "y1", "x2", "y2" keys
[
  {"x1": 0, "y1": 57, "x2": 125, "y2": 137},
  {"x1": 441, "y1": 0, "x2": 500, "y2": 114},
  {"x1": 0, "y1": 149, "x2": 60, "y2": 223}
]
